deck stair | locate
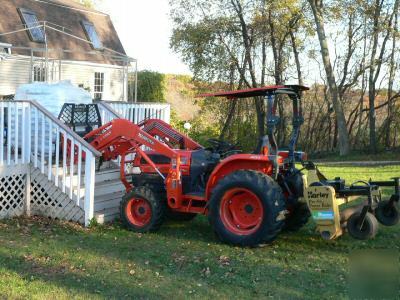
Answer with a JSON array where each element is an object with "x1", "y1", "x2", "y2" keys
[{"x1": 93, "y1": 166, "x2": 125, "y2": 224}]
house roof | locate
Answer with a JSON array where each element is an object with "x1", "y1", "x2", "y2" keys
[{"x1": 0, "y1": 0, "x2": 128, "y2": 65}]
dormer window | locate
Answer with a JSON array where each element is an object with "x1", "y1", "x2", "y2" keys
[
  {"x1": 18, "y1": 8, "x2": 45, "y2": 43},
  {"x1": 81, "y1": 21, "x2": 103, "y2": 50},
  {"x1": 0, "y1": 43, "x2": 12, "y2": 55}
]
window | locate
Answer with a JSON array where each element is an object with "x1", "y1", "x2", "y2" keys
[
  {"x1": 33, "y1": 66, "x2": 45, "y2": 82},
  {"x1": 94, "y1": 72, "x2": 104, "y2": 100},
  {"x1": 18, "y1": 8, "x2": 45, "y2": 43},
  {"x1": 81, "y1": 21, "x2": 103, "y2": 50},
  {"x1": 0, "y1": 48, "x2": 10, "y2": 55}
]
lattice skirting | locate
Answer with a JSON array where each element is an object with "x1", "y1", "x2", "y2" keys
[
  {"x1": 0, "y1": 173, "x2": 26, "y2": 218},
  {"x1": 30, "y1": 168, "x2": 85, "y2": 224}
]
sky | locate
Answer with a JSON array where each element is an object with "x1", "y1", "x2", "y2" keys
[{"x1": 97, "y1": 0, "x2": 191, "y2": 75}]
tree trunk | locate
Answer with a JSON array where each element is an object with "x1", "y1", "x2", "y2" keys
[
  {"x1": 368, "y1": 0, "x2": 398, "y2": 153},
  {"x1": 308, "y1": 0, "x2": 350, "y2": 155},
  {"x1": 385, "y1": 6, "x2": 398, "y2": 148},
  {"x1": 290, "y1": 30, "x2": 304, "y2": 86}
]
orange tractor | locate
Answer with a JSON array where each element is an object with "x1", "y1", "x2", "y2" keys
[
  {"x1": 83, "y1": 85, "x2": 310, "y2": 246},
  {"x1": 80, "y1": 85, "x2": 399, "y2": 246}
]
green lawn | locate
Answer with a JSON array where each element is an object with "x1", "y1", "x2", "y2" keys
[
  {"x1": 0, "y1": 165, "x2": 399, "y2": 299},
  {"x1": 311, "y1": 150, "x2": 400, "y2": 162}
]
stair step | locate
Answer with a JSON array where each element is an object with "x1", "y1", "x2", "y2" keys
[
  {"x1": 94, "y1": 191, "x2": 124, "y2": 211},
  {"x1": 95, "y1": 207, "x2": 120, "y2": 224},
  {"x1": 95, "y1": 190, "x2": 125, "y2": 204},
  {"x1": 94, "y1": 179, "x2": 125, "y2": 197},
  {"x1": 94, "y1": 169, "x2": 121, "y2": 184}
]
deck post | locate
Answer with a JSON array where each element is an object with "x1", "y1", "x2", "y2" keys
[{"x1": 84, "y1": 151, "x2": 96, "y2": 226}]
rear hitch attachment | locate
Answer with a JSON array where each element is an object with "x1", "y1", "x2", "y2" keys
[{"x1": 305, "y1": 169, "x2": 400, "y2": 241}]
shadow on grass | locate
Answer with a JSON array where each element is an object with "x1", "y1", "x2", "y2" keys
[
  {"x1": 0, "y1": 217, "x2": 347, "y2": 298},
  {"x1": 0, "y1": 251, "x2": 167, "y2": 299},
  {"x1": 0, "y1": 243, "x2": 319, "y2": 300}
]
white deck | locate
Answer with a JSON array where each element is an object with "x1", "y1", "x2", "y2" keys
[{"x1": 0, "y1": 100, "x2": 170, "y2": 225}]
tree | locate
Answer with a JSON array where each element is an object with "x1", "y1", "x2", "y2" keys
[
  {"x1": 386, "y1": 2, "x2": 399, "y2": 147},
  {"x1": 365, "y1": 0, "x2": 399, "y2": 153},
  {"x1": 307, "y1": 0, "x2": 350, "y2": 155},
  {"x1": 134, "y1": 70, "x2": 166, "y2": 102},
  {"x1": 170, "y1": 0, "x2": 307, "y2": 147},
  {"x1": 73, "y1": 0, "x2": 102, "y2": 8},
  {"x1": 170, "y1": 0, "x2": 400, "y2": 154}
]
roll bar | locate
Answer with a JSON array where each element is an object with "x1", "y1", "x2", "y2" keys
[{"x1": 197, "y1": 85, "x2": 309, "y2": 167}]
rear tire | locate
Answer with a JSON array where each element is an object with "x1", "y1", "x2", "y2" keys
[
  {"x1": 347, "y1": 212, "x2": 378, "y2": 240},
  {"x1": 120, "y1": 186, "x2": 166, "y2": 233},
  {"x1": 284, "y1": 202, "x2": 311, "y2": 231},
  {"x1": 282, "y1": 169, "x2": 310, "y2": 231},
  {"x1": 375, "y1": 200, "x2": 400, "y2": 226},
  {"x1": 208, "y1": 170, "x2": 286, "y2": 247}
]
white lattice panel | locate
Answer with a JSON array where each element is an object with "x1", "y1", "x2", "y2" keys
[
  {"x1": 0, "y1": 174, "x2": 25, "y2": 218},
  {"x1": 30, "y1": 169, "x2": 84, "y2": 224}
]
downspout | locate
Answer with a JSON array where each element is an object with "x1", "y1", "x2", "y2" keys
[
  {"x1": 134, "y1": 59, "x2": 138, "y2": 103},
  {"x1": 43, "y1": 21, "x2": 49, "y2": 83}
]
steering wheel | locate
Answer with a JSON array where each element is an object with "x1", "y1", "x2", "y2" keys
[
  {"x1": 207, "y1": 138, "x2": 235, "y2": 151},
  {"x1": 206, "y1": 138, "x2": 241, "y2": 158}
]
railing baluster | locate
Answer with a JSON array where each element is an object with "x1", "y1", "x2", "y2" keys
[
  {"x1": 134, "y1": 105, "x2": 139, "y2": 123},
  {"x1": 69, "y1": 138, "x2": 75, "y2": 199},
  {"x1": 7, "y1": 103, "x2": 11, "y2": 165},
  {"x1": 62, "y1": 131, "x2": 67, "y2": 193},
  {"x1": 41, "y1": 113, "x2": 45, "y2": 174},
  {"x1": 165, "y1": 105, "x2": 171, "y2": 123},
  {"x1": 48, "y1": 121, "x2": 53, "y2": 180},
  {"x1": 84, "y1": 150, "x2": 95, "y2": 226},
  {"x1": 21, "y1": 104, "x2": 26, "y2": 164},
  {"x1": 77, "y1": 143, "x2": 82, "y2": 206},
  {"x1": 129, "y1": 107, "x2": 133, "y2": 122},
  {"x1": 26, "y1": 103, "x2": 31, "y2": 164},
  {"x1": 14, "y1": 102, "x2": 19, "y2": 165},
  {"x1": 55, "y1": 127, "x2": 60, "y2": 187},
  {"x1": 34, "y1": 108, "x2": 38, "y2": 168}
]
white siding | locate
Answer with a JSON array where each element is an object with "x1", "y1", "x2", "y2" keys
[
  {"x1": 60, "y1": 62, "x2": 125, "y2": 101},
  {"x1": 0, "y1": 57, "x2": 31, "y2": 95},
  {"x1": 0, "y1": 55, "x2": 126, "y2": 101}
]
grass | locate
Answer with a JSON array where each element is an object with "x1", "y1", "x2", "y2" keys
[
  {"x1": 311, "y1": 150, "x2": 400, "y2": 162},
  {"x1": 0, "y1": 165, "x2": 399, "y2": 299}
]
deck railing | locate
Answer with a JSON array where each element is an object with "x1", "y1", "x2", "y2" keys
[
  {"x1": 0, "y1": 100, "x2": 101, "y2": 226},
  {"x1": 97, "y1": 101, "x2": 122, "y2": 124},
  {"x1": 1, "y1": 100, "x2": 170, "y2": 225},
  {"x1": 97, "y1": 101, "x2": 171, "y2": 125}
]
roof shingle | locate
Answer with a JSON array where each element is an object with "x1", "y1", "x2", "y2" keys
[{"x1": 0, "y1": 0, "x2": 127, "y2": 65}]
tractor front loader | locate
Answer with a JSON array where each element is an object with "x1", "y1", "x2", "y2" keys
[{"x1": 77, "y1": 85, "x2": 399, "y2": 247}]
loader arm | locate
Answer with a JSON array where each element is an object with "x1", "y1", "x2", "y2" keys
[
  {"x1": 139, "y1": 118, "x2": 202, "y2": 150},
  {"x1": 84, "y1": 119, "x2": 183, "y2": 199}
]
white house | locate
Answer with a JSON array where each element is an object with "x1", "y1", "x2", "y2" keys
[{"x1": 0, "y1": 0, "x2": 136, "y2": 101}]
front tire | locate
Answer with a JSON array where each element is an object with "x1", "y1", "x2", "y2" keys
[
  {"x1": 208, "y1": 170, "x2": 286, "y2": 247},
  {"x1": 120, "y1": 186, "x2": 166, "y2": 233}
]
